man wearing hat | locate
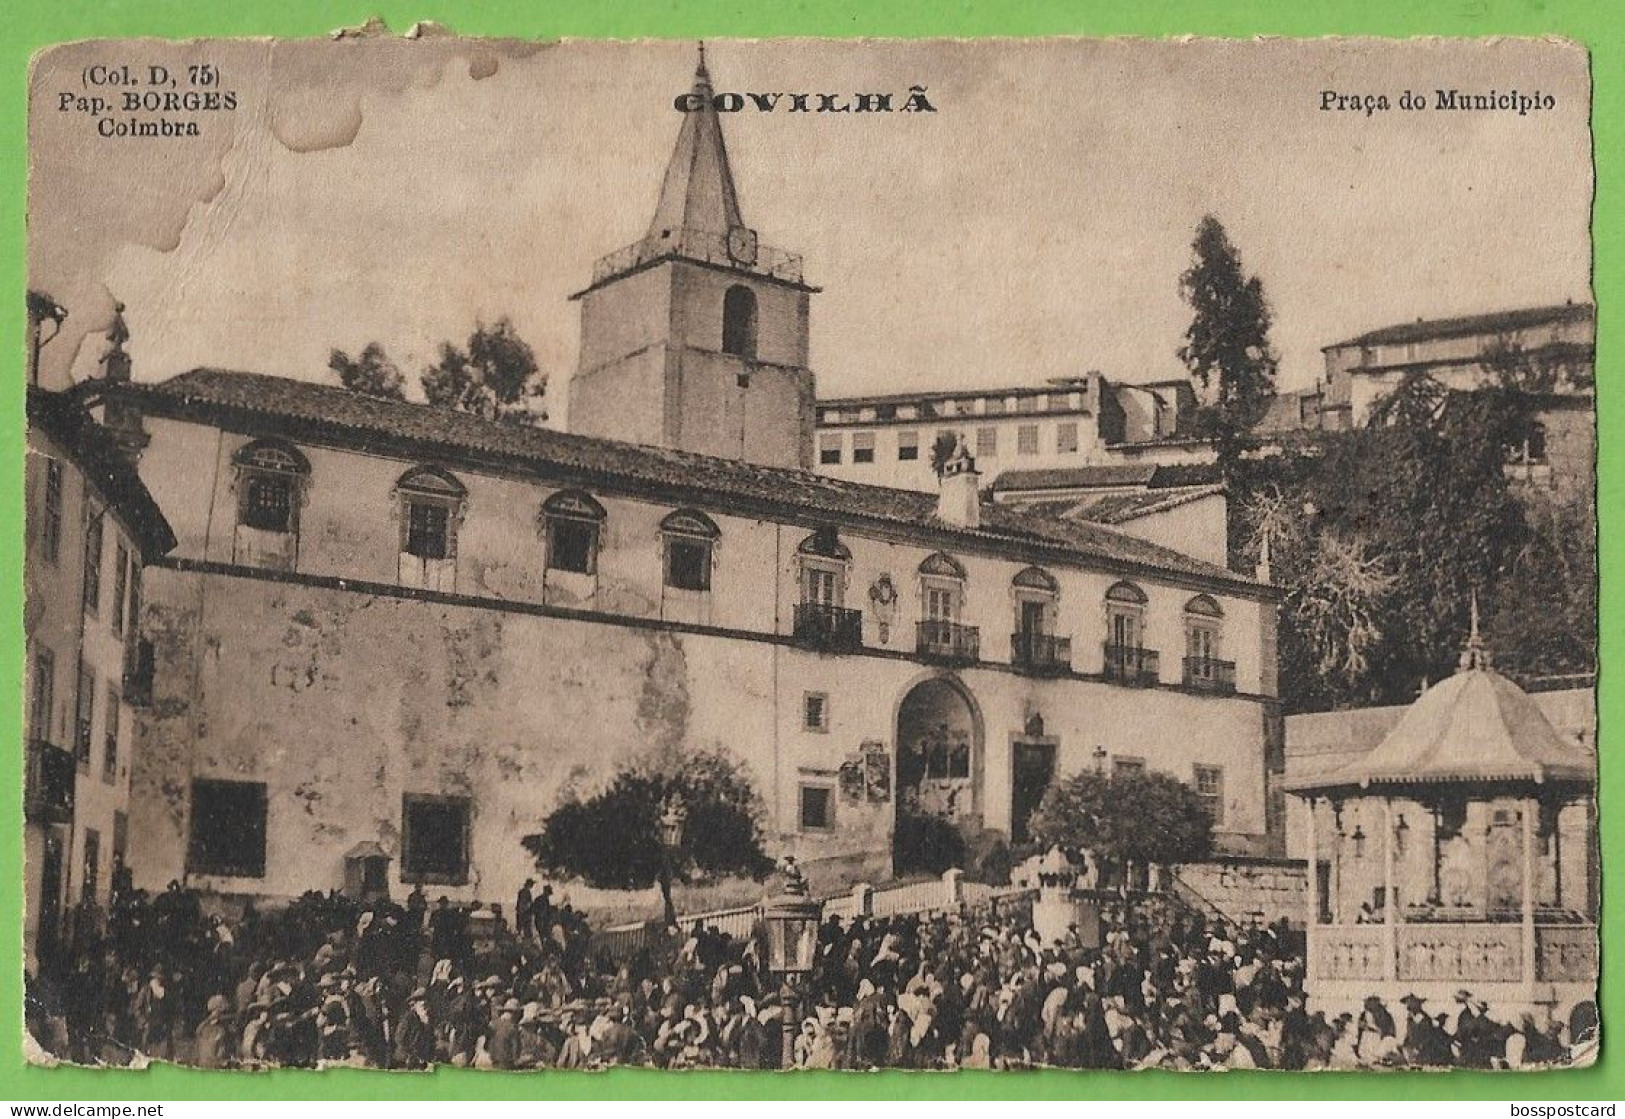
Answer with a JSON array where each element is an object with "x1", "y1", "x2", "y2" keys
[
  {"x1": 1400, "y1": 993, "x2": 1454, "y2": 1067},
  {"x1": 487, "y1": 998, "x2": 522, "y2": 1069},
  {"x1": 191, "y1": 993, "x2": 236, "y2": 1069},
  {"x1": 393, "y1": 988, "x2": 436, "y2": 1069}
]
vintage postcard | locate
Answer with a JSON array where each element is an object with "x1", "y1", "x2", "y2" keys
[{"x1": 22, "y1": 32, "x2": 1597, "y2": 1073}]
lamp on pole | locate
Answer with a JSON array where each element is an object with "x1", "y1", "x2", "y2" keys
[
  {"x1": 657, "y1": 793, "x2": 687, "y2": 929},
  {"x1": 761, "y1": 857, "x2": 821, "y2": 1069},
  {"x1": 1093, "y1": 744, "x2": 1108, "y2": 776}
]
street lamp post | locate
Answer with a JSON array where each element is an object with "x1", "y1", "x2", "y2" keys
[
  {"x1": 657, "y1": 794, "x2": 687, "y2": 930},
  {"x1": 761, "y1": 857, "x2": 821, "y2": 1069}
]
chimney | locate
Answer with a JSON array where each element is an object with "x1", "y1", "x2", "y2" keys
[{"x1": 936, "y1": 438, "x2": 981, "y2": 528}]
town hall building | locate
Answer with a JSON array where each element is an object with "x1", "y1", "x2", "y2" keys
[{"x1": 88, "y1": 54, "x2": 1282, "y2": 908}]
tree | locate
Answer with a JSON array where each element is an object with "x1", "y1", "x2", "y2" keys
[
  {"x1": 928, "y1": 430, "x2": 960, "y2": 479},
  {"x1": 1177, "y1": 215, "x2": 1278, "y2": 471},
  {"x1": 1232, "y1": 367, "x2": 1588, "y2": 710},
  {"x1": 421, "y1": 318, "x2": 547, "y2": 424},
  {"x1": 521, "y1": 747, "x2": 773, "y2": 927},
  {"x1": 1028, "y1": 769, "x2": 1214, "y2": 885},
  {"x1": 328, "y1": 342, "x2": 406, "y2": 400}
]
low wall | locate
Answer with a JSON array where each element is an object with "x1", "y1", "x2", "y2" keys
[{"x1": 1174, "y1": 856, "x2": 1307, "y2": 927}]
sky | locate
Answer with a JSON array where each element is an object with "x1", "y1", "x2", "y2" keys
[{"x1": 28, "y1": 35, "x2": 1593, "y2": 416}]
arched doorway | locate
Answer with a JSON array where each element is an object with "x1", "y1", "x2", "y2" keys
[{"x1": 894, "y1": 675, "x2": 982, "y2": 873}]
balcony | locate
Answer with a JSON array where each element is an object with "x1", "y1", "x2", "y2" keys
[
  {"x1": 1011, "y1": 631, "x2": 1072, "y2": 675},
  {"x1": 793, "y1": 602, "x2": 864, "y2": 653},
  {"x1": 1182, "y1": 656, "x2": 1237, "y2": 695},
  {"x1": 25, "y1": 740, "x2": 75, "y2": 826},
  {"x1": 1102, "y1": 643, "x2": 1160, "y2": 687},
  {"x1": 917, "y1": 620, "x2": 980, "y2": 663}
]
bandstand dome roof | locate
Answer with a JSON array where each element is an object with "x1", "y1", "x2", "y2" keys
[{"x1": 1286, "y1": 627, "x2": 1594, "y2": 794}]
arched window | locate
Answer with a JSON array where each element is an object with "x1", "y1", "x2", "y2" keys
[
  {"x1": 396, "y1": 466, "x2": 466, "y2": 562},
  {"x1": 1183, "y1": 594, "x2": 1231, "y2": 691},
  {"x1": 1105, "y1": 580, "x2": 1147, "y2": 650},
  {"x1": 233, "y1": 439, "x2": 310, "y2": 534},
  {"x1": 797, "y1": 528, "x2": 850, "y2": 607},
  {"x1": 722, "y1": 285, "x2": 758, "y2": 359},
  {"x1": 542, "y1": 489, "x2": 606, "y2": 575},
  {"x1": 1011, "y1": 566, "x2": 1062, "y2": 667},
  {"x1": 661, "y1": 509, "x2": 720, "y2": 592}
]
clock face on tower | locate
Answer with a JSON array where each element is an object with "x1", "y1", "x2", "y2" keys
[{"x1": 726, "y1": 226, "x2": 759, "y2": 267}]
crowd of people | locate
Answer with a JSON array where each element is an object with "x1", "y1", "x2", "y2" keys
[{"x1": 27, "y1": 870, "x2": 1594, "y2": 1072}]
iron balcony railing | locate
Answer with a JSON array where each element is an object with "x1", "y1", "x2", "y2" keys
[
  {"x1": 1102, "y1": 642, "x2": 1160, "y2": 687},
  {"x1": 793, "y1": 602, "x2": 864, "y2": 652},
  {"x1": 25, "y1": 739, "x2": 75, "y2": 826},
  {"x1": 917, "y1": 619, "x2": 980, "y2": 662},
  {"x1": 1182, "y1": 656, "x2": 1237, "y2": 695},
  {"x1": 1011, "y1": 631, "x2": 1072, "y2": 674},
  {"x1": 591, "y1": 228, "x2": 805, "y2": 287}
]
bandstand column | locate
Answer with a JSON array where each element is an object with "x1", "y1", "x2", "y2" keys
[
  {"x1": 1521, "y1": 796, "x2": 1537, "y2": 987},
  {"x1": 1382, "y1": 797, "x2": 1397, "y2": 982},
  {"x1": 1304, "y1": 795, "x2": 1319, "y2": 981}
]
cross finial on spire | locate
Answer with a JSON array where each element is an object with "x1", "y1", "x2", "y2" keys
[
  {"x1": 99, "y1": 299, "x2": 132, "y2": 383},
  {"x1": 697, "y1": 40, "x2": 707, "y2": 79},
  {"x1": 1457, "y1": 589, "x2": 1493, "y2": 672}
]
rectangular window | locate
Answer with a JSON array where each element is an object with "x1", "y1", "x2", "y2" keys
[
  {"x1": 819, "y1": 435, "x2": 843, "y2": 465},
  {"x1": 852, "y1": 432, "x2": 876, "y2": 464},
  {"x1": 799, "y1": 785, "x2": 834, "y2": 832},
  {"x1": 952, "y1": 398, "x2": 976, "y2": 417},
  {"x1": 1113, "y1": 756, "x2": 1146, "y2": 779},
  {"x1": 984, "y1": 398, "x2": 1006, "y2": 416},
  {"x1": 111, "y1": 543, "x2": 130, "y2": 637},
  {"x1": 102, "y1": 683, "x2": 120, "y2": 783},
  {"x1": 1017, "y1": 394, "x2": 1041, "y2": 414},
  {"x1": 1195, "y1": 765, "x2": 1225, "y2": 824},
  {"x1": 404, "y1": 500, "x2": 451, "y2": 560},
  {"x1": 548, "y1": 517, "x2": 599, "y2": 575},
  {"x1": 30, "y1": 648, "x2": 55, "y2": 743},
  {"x1": 897, "y1": 431, "x2": 920, "y2": 461},
  {"x1": 803, "y1": 564, "x2": 840, "y2": 607},
  {"x1": 876, "y1": 404, "x2": 897, "y2": 421},
  {"x1": 1057, "y1": 422, "x2": 1080, "y2": 454},
  {"x1": 924, "y1": 584, "x2": 959, "y2": 622},
  {"x1": 803, "y1": 692, "x2": 829, "y2": 732},
  {"x1": 41, "y1": 458, "x2": 64, "y2": 563},
  {"x1": 83, "y1": 512, "x2": 104, "y2": 615},
  {"x1": 241, "y1": 474, "x2": 295, "y2": 533},
  {"x1": 402, "y1": 794, "x2": 471, "y2": 885},
  {"x1": 187, "y1": 779, "x2": 268, "y2": 878},
  {"x1": 1017, "y1": 424, "x2": 1040, "y2": 456},
  {"x1": 976, "y1": 427, "x2": 998, "y2": 458},
  {"x1": 74, "y1": 661, "x2": 95, "y2": 767},
  {"x1": 665, "y1": 536, "x2": 711, "y2": 591},
  {"x1": 81, "y1": 828, "x2": 100, "y2": 905}
]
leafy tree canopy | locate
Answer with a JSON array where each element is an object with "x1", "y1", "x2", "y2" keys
[
  {"x1": 1233, "y1": 348, "x2": 1595, "y2": 711},
  {"x1": 421, "y1": 317, "x2": 547, "y2": 425},
  {"x1": 329, "y1": 342, "x2": 406, "y2": 400},
  {"x1": 1178, "y1": 215, "x2": 1278, "y2": 469},
  {"x1": 521, "y1": 747, "x2": 773, "y2": 894},
  {"x1": 1028, "y1": 769, "x2": 1214, "y2": 876}
]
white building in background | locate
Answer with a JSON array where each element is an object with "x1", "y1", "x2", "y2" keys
[{"x1": 79, "y1": 54, "x2": 1284, "y2": 912}]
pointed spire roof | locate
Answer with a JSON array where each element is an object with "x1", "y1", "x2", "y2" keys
[
  {"x1": 1287, "y1": 612, "x2": 1594, "y2": 793},
  {"x1": 648, "y1": 43, "x2": 746, "y2": 238}
]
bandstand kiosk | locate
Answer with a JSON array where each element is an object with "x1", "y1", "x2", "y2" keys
[{"x1": 1285, "y1": 620, "x2": 1597, "y2": 1023}]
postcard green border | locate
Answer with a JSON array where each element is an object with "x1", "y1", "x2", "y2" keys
[{"x1": 3, "y1": 0, "x2": 1620, "y2": 1101}]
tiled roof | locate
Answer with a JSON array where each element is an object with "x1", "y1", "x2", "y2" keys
[
  {"x1": 113, "y1": 369, "x2": 1268, "y2": 594},
  {"x1": 1285, "y1": 665, "x2": 1594, "y2": 791},
  {"x1": 989, "y1": 462, "x2": 1220, "y2": 495},
  {"x1": 1004, "y1": 485, "x2": 1224, "y2": 527},
  {"x1": 27, "y1": 387, "x2": 176, "y2": 560},
  {"x1": 1324, "y1": 302, "x2": 1594, "y2": 351}
]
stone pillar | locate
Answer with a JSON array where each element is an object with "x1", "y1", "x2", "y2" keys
[
  {"x1": 1522, "y1": 797, "x2": 1537, "y2": 986},
  {"x1": 1382, "y1": 797, "x2": 1397, "y2": 982},
  {"x1": 852, "y1": 882, "x2": 874, "y2": 918},
  {"x1": 942, "y1": 867, "x2": 964, "y2": 908},
  {"x1": 1304, "y1": 795, "x2": 1319, "y2": 983}
]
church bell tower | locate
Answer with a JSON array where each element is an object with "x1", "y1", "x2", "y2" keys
[{"x1": 568, "y1": 47, "x2": 817, "y2": 471}]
